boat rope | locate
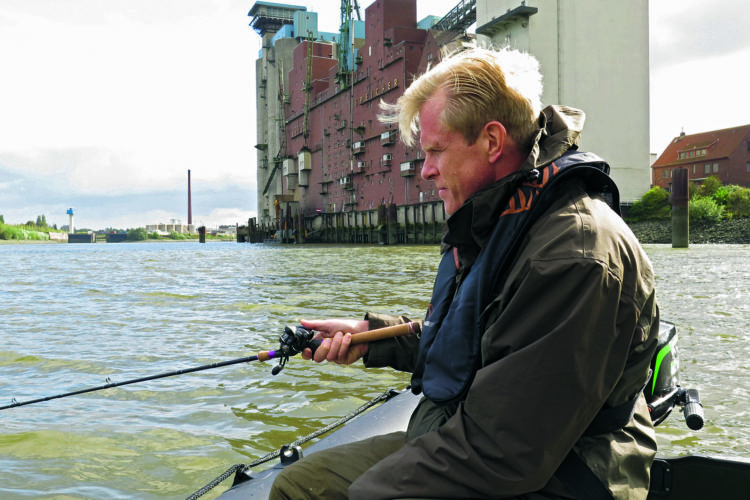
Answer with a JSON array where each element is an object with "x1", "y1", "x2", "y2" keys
[{"x1": 186, "y1": 388, "x2": 399, "y2": 500}]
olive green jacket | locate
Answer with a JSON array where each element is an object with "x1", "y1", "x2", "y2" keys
[{"x1": 356, "y1": 106, "x2": 660, "y2": 499}]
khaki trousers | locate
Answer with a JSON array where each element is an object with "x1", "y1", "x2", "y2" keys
[
  {"x1": 270, "y1": 431, "x2": 405, "y2": 500},
  {"x1": 269, "y1": 430, "x2": 572, "y2": 500}
]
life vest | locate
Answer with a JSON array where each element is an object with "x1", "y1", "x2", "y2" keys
[{"x1": 411, "y1": 150, "x2": 619, "y2": 405}]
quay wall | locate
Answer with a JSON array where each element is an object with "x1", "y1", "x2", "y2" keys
[
  {"x1": 238, "y1": 201, "x2": 447, "y2": 244},
  {"x1": 239, "y1": 209, "x2": 750, "y2": 245}
]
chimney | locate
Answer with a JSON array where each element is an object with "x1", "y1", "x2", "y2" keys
[{"x1": 187, "y1": 169, "x2": 192, "y2": 226}]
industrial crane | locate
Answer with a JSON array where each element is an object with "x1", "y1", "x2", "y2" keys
[{"x1": 336, "y1": 0, "x2": 360, "y2": 88}]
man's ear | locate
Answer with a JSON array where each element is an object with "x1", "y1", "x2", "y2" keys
[{"x1": 484, "y1": 121, "x2": 507, "y2": 163}]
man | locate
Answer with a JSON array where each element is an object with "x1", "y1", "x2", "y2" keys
[{"x1": 271, "y1": 46, "x2": 659, "y2": 500}]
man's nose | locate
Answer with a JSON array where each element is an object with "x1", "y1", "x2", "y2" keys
[{"x1": 421, "y1": 156, "x2": 436, "y2": 180}]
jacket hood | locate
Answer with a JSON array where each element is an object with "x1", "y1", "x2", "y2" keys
[{"x1": 520, "y1": 105, "x2": 586, "y2": 171}]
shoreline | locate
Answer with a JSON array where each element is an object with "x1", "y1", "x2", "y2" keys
[
  {"x1": 3, "y1": 219, "x2": 749, "y2": 245},
  {"x1": 627, "y1": 218, "x2": 750, "y2": 244}
]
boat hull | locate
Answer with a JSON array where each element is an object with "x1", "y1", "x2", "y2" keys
[{"x1": 216, "y1": 389, "x2": 750, "y2": 499}]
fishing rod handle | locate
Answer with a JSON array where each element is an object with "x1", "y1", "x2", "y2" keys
[
  {"x1": 257, "y1": 350, "x2": 275, "y2": 362},
  {"x1": 307, "y1": 321, "x2": 421, "y2": 352},
  {"x1": 348, "y1": 321, "x2": 421, "y2": 344}
]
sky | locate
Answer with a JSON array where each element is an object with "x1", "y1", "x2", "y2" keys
[{"x1": 1, "y1": 0, "x2": 749, "y2": 230}]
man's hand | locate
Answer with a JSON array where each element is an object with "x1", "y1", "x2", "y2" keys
[{"x1": 299, "y1": 318, "x2": 370, "y2": 365}]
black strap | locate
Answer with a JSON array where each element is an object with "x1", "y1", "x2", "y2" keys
[
  {"x1": 556, "y1": 392, "x2": 642, "y2": 499},
  {"x1": 583, "y1": 392, "x2": 640, "y2": 438},
  {"x1": 557, "y1": 450, "x2": 614, "y2": 500}
]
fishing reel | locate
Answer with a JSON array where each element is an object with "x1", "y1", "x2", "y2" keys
[{"x1": 271, "y1": 325, "x2": 320, "y2": 375}]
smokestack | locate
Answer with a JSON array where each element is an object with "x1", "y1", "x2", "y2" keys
[{"x1": 187, "y1": 169, "x2": 192, "y2": 226}]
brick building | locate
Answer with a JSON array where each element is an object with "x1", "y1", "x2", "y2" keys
[
  {"x1": 250, "y1": 0, "x2": 467, "y2": 241},
  {"x1": 651, "y1": 124, "x2": 750, "y2": 191},
  {"x1": 248, "y1": 0, "x2": 651, "y2": 243}
]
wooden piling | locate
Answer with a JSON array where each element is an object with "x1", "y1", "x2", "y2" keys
[{"x1": 671, "y1": 167, "x2": 689, "y2": 248}]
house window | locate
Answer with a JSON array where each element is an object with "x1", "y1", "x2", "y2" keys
[
  {"x1": 662, "y1": 169, "x2": 668, "y2": 178},
  {"x1": 713, "y1": 163, "x2": 719, "y2": 173},
  {"x1": 693, "y1": 164, "x2": 697, "y2": 174},
  {"x1": 746, "y1": 162, "x2": 750, "y2": 172},
  {"x1": 704, "y1": 164, "x2": 711, "y2": 174}
]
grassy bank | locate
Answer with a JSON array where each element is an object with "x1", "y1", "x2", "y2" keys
[
  {"x1": 627, "y1": 218, "x2": 750, "y2": 244},
  {"x1": 0, "y1": 223, "x2": 52, "y2": 241}
]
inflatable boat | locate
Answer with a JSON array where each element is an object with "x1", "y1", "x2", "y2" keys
[{"x1": 191, "y1": 322, "x2": 750, "y2": 499}]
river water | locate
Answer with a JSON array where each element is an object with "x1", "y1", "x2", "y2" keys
[{"x1": 0, "y1": 241, "x2": 747, "y2": 499}]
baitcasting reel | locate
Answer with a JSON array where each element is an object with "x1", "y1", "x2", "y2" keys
[{"x1": 270, "y1": 325, "x2": 319, "y2": 375}]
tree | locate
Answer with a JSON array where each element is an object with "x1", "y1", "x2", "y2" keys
[
  {"x1": 36, "y1": 215, "x2": 48, "y2": 227},
  {"x1": 0, "y1": 214, "x2": 4, "y2": 224}
]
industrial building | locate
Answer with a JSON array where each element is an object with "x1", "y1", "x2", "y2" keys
[{"x1": 244, "y1": 0, "x2": 650, "y2": 244}]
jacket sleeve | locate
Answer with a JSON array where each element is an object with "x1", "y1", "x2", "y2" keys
[
  {"x1": 362, "y1": 312, "x2": 421, "y2": 373},
  {"x1": 350, "y1": 257, "x2": 643, "y2": 499}
]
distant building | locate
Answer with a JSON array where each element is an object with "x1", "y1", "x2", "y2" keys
[
  {"x1": 145, "y1": 219, "x2": 195, "y2": 235},
  {"x1": 651, "y1": 124, "x2": 750, "y2": 191},
  {"x1": 250, "y1": 0, "x2": 464, "y2": 230}
]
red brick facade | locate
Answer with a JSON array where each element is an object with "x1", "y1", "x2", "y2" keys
[
  {"x1": 651, "y1": 124, "x2": 750, "y2": 190},
  {"x1": 282, "y1": 0, "x2": 460, "y2": 216}
]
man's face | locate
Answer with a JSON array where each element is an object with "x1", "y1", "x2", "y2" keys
[{"x1": 419, "y1": 90, "x2": 496, "y2": 215}]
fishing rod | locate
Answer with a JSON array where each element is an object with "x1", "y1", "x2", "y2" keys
[{"x1": 1, "y1": 322, "x2": 419, "y2": 411}]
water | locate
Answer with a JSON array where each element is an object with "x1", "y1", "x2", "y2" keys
[{"x1": 0, "y1": 241, "x2": 748, "y2": 499}]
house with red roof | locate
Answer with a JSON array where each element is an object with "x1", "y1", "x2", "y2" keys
[{"x1": 651, "y1": 124, "x2": 750, "y2": 191}]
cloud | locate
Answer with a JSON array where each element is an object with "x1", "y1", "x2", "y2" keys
[
  {"x1": 0, "y1": 156, "x2": 256, "y2": 229},
  {"x1": 0, "y1": 0, "x2": 259, "y2": 229},
  {"x1": 651, "y1": 0, "x2": 750, "y2": 68}
]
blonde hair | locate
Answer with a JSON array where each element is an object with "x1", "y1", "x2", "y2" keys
[{"x1": 380, "y1": 45, "x2": 542, "y2": 150}]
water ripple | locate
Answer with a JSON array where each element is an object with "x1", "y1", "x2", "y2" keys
[{"x1": 0, "y1": 242, "x2": 747, "y2": 498}]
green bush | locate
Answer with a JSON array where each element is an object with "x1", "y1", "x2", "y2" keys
[
  {"x1": 126, "y1": 227, "x2": 148, "y2": 241},
  {"x1": 0, "y1": 223, "x2": 21, "y2": 239},
  {"x1": 690, "y1": 197, "x2": 724, "y2": 222},
  {"x1": 712, "y1": 184, "x2": 740, "y2": 206},
  {"x1": 726, "y1": 187, "x2": 750, "y2": 217},
  {"x1": 696, "y1": 176, "x2": 722, "y2": 198},
  {"x1": 168, "y1": 230, "x2": 188, "y2": 240},
  {"x1": 626, "y1": 186, "x2": 671, "y2": 221},
  {"x1": 148, "y1": 231, "x2": 160, "y2": 239},
  {"x1": 0, "y1": 223, "x2": 49, "y2": 240}
]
